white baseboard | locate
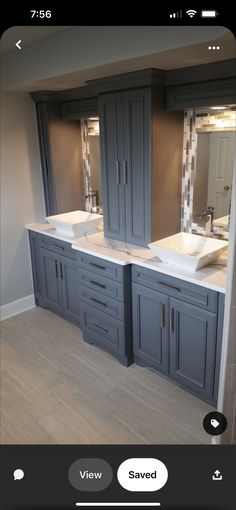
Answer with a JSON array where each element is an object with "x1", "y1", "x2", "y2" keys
[{"x1": 0, "y1": 294, "x2": 35, "y2": 321}]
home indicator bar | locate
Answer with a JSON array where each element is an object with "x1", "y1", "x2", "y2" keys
[{"x1": 75, "y1": 504, "x2": 161, "y2": 507}]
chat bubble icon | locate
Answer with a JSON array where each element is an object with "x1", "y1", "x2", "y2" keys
[{"x1": 13, "y1": 469, "x2": 24, "y2": 481}]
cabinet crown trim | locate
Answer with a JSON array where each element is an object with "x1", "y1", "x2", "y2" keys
[{"x1": 87, "y1": 69, "x2": 165, "y2": 94}]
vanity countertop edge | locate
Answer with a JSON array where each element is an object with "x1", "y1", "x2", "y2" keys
[{"x1": 26, "y1": 223, "x2": 227, "y2": 293}]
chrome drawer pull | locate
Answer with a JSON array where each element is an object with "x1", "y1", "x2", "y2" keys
[
  {"x1": 123, "y1": 160, "x2": 128, "y2": 184},
  {"x1": 89, "y1": 261, "x2": 106, "y2": 270},
  {"x1": 55, "y1": 259, "x2": 58, "y2": 278},
  {"x1": 160, "y1": 303, "x2": 165, "y2": 328},
  {"x1": 158, "y1": 282, "x2": 181, "y2": 292},
  {"x1": 90, "y1": 280, "x2": 106, "y2": 289},
  {"x1": 53, "y1": 244, "x2": 65, "y2": 250},
  {"x1": 91, "y1": 297, "x2": 107, "y2": 307},
  {"x1": 116, "y1": 160, "x2": 120, "y2": 184},
  {"x1": 93, "y1": 323, "x2": 108, "y2": 334},
  {"x1": 170, "y1": 308, "x2": 175, "y2": 333}
]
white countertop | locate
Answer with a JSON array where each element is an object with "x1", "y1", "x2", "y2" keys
[{"x1": 26, "y1": 224, "x2": 227, "y2": 293}]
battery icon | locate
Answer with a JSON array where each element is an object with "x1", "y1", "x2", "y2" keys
[{"x1": 201, "y1": 10, "x2": 218, "y2": 17}]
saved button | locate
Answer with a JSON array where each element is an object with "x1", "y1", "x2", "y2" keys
[{"x1": 117, "y1": 458, "x2": 168, "y2": 492}]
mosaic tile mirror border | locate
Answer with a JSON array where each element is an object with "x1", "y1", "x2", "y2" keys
[{"x1": 81, "y1": 119, "x2": 100, "y2": 212}]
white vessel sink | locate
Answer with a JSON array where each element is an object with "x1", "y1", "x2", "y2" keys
[
  {"x1": 213, "y1": 215, "x2": 229, "y2": 228},
  {"x1": 46, "y1": 210, "x2": 103, "y2": 237},
  {"x1": 148, "y1": 232, "x2": 228, "y2": 271}
]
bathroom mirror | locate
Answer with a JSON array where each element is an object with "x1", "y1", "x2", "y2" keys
[
  {"x1": 182, "y1": 108, "x2": 235, "y2": 235},
  {"x1": 81, "y1": 118, "x2": 103, "y2": 213},
  {"x1": 193, "y1": 130, "x2": 235, "y2": 231}
]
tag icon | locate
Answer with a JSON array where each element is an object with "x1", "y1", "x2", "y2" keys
[
  {"x1": 211, "y1": 419, "x2": 220, "y2": 428},
  {"x1": 203, "y1": 412, "x2": 227, "y2": 436}
]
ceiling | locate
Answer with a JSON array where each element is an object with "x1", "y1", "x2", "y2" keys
[
  {"x1": 28, "y1": 32, "x2": 236, "y2": 91},
  {"x1": 1, "y1": 26, "x2": 235, "y2": 92}
]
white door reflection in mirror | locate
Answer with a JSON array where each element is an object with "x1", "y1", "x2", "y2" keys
[{"x1": 207, "y1": 132, "x2": 234, "y2": 218}]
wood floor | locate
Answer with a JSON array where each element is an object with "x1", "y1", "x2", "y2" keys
[{"x1": 0, "y1": 307, "x2": 213, "y2": 444}]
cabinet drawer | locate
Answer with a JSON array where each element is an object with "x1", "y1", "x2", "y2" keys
[
  {"x1": 77, "y1": 252, "x2": 124, "y2": 281},
  {"x1": 79, "y1": 285, "x2": 124, "y2": 320},
  {"x1": 80, "y1": 303, "x2": 125, "y2": 353},
  {"x1": 78, "y1": 269, "x2": 124, "y2": 301},
  {"x1": 39, "y1": 235, "x2": 77, "y2": 260},
  {"x1": 132, "y1": 265, "x2": 218, "y2": 312}
]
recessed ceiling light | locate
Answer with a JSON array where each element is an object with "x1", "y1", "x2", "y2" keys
[{"x1": 210, "y1": 106, "x2": 227, "y2": 110}]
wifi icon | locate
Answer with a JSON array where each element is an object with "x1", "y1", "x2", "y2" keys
[{"x1": 186, "y1": 9, "x2": 197, "y2": 17}]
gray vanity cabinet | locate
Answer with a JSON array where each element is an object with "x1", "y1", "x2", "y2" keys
[
  {"x1": 39, "y1": 247, "x2": 80, "y2": 325},
  {"x1": 169, "y1": 298, "x2": 217, "y2": 401},
  {"x1": 99, "y1": 88, "x2": 151, "y2": 245},
  {"x1": 99, "y1": 85, "x2": 183, "y2": 247},
  {"x1": 132, "y1": 265, "x2": 223, "y2": 404},
  {"x1": 132, "y1": 283, "x2": 169, "y2": 375},
  {"x1": 29, "y1": 232, "x2": 80, "y2": 325}
]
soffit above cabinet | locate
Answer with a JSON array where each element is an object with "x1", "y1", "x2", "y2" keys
[
  {"x1": 30, "y1": 59, "x2": 236, "y2": 104},
  {"x1": 165, "y1": 58, "x2": 236, "y2": 86},
  {"x1": 30, "y1": 85, "x2": 96, "y2": 103},
  {"x1": 86, "y1": 69, "x2": 165, "y2": 94}
]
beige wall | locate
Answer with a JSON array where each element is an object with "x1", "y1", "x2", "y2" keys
[{"x1": 0, "y1": 92, "x2": 45, "y2": 307}]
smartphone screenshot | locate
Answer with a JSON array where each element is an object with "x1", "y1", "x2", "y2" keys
[{"x1": 0, "y1": 7, "x2": 235, "y2": 509}]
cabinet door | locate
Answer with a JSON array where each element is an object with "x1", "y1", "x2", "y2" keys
[
  {"x1": 99, "y1": 92, "x2": 126, "y2": 240},
  {"x1": 169, "y1": 298, "x2": 217, "y2": 401},
  {"x1": 40, "y1": 247, "x2": 61, "y2": 312},
  {"x1": 123, "y1": 88, "x2": 151, "y2": 245},
  {"x1": 132, "y1": 283, "x2": 169, "y2": 374},
  {"x1": 60, "y1": 256, "x2": 80, "y2": 325}
]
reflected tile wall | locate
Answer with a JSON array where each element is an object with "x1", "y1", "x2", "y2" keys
[
  {"x1": 81, "y1": 119, "x2": 100, "y2": 212},
  {"x1": 81, "y1": 119, "x2": 91, "y2": 212}
]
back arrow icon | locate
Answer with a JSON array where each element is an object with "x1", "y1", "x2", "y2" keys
[{"x1": 16, "y1": 40, "x2": 22, "y2": 50}]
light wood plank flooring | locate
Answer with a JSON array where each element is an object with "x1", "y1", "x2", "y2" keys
[{"x1": 0, "y1": 307, "x2": 213, "y2": 444}]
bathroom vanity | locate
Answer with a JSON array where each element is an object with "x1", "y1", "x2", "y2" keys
[
  {"x1": 27, "y1": 225, "x2": 226, "y2": 405},
  {"x1": 27, "y1": 62, "x2": 234, "y2": 407}
]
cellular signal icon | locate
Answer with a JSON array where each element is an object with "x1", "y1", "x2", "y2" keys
[{"x1": 170, "y1": 10, "x2": 182, "y2": 18}]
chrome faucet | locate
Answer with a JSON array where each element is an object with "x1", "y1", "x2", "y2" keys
[
  {"x1": 201, "y1": 206, "x2": 214, "y2": 236},
  {"x1": 84, "y1": 190, "x2": 99, "y2": 212}
]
